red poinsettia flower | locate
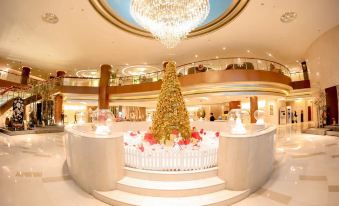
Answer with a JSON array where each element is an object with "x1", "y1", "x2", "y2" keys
[
  {"x1": 200, "y1": 129, "x2": 204, "y2": 134},
  {"x1": 215, "y1": 132, "x2": 220, "y2": 137},
  {"x1": 138, "y1": 144, "x2": 144, "y2": 152},
  {"x1": 184, "y1": 139, "x2": 190, "y2": 145},
  {"x1": 178, "y1": 139, "x2": 191, "y2": 145},
  {"x1": 191, "y1": 131, "x2": 202, "y2": 141},
  {"x1": 203, "y1": 132, "x2": 206, "y2": 135},
  {"x1": 192, "y1": 127, "x2": 196, "y2": 131},
  {"x1": 144, "y1": 133, "x2": 157, "y2": 145}
]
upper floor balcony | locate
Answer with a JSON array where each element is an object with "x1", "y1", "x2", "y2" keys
[
  {"x1": 58, "y1": 57, "x2": 310, "y2": 96},
  {"x1": 0, "y1": 57, "x2": 311, "y2": 98}
]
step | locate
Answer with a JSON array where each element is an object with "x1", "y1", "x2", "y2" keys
[
  {"x1": 124, "y1": 166, "x2": 218, "y2": 181},
  {"x1": 116, "y1": 176, "x2": 225, "y2": 197},
  {"x1": 93, "y1": 189, "x2": 249, "y2": 206},
  {"x1": 326, "y1": 131, "x2": 339, "y2": 137},
  {"x1": 302, "y1": 128, "x2": 329, "y2": 135}
]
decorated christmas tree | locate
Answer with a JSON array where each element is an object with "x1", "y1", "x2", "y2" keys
[{"x1": 151, "y1": 61, "x2": 191, "y2": 142}]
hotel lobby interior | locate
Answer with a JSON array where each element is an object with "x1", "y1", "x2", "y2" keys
[{"x1": 0, "y1": 0, "x2": 339, "y2": 205}]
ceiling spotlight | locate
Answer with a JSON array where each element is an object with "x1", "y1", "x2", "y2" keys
[
  {"x1": 267, "y1": 52, "x2": 272, "y2": 57},
  {"x1": 194, "y1": 54, "x2": 198, "y2": 58},
  {"x1": 246, "y1": 49, "x2": 250, "y2": 53},
  {"x1": 280, "y1": 12, "x2": 297, "y2": 23},
  {"x1": 222, "y1": 47, "x2": 226, "y2": 50},
  {"x1": 215, "y1": 56, "x2": 219, "y2": 59},
  {"x1": 316, "y1": 72, "x2": 320, "y2": 76},
  {"x1": 41, "y1": 13, "x2": 59, "y2": 24}
]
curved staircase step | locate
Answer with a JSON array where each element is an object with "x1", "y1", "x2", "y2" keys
[
  {"x1": 116, "y1": 176, "x2": 225, "y2": 197},
  {"x1": 124, "y1": 166, "x2": 218, "y2": 181},
  {"x1": 93, "y1": 189, "x2": 250, "y2": 206}
]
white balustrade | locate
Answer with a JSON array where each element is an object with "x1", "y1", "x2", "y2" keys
[{"x1": 124, "y1": 146, "x2": 218, "y2": 171}]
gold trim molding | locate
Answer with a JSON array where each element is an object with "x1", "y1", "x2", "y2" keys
[{"x1": 89, "y1": 0, "x2": 249, "y2": 38}]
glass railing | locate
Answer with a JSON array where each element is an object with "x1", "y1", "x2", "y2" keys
[
  {"x1": 0, "y1": 70, "x2": 45, "y2": 85},
  {"x1": 176, "y1": 57, "x2": 291, "y2": 77},
  {"x1": 61, "y1": 77, "x2": 100, "y2": 87},
  {"x1": 0, "y1": 89, "x2": 33, "y2": 106},
  {"x1": 290, "y1": 72, "x2": 310, "y2": 82},
  {"x1": 52, "y1": 57, "x2": 300, "y2": 87},
  {"x1": 109, "y1": 71, "x2": 163, "y2": 86},
  {"x1": 0, "y1": 70, "x2": 22, "y2": 83},
  {"x1": 108, "y1": 57, "x2": 292, "y2": 86}
]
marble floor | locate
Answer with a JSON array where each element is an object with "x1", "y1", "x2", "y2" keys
[{"x1": 0, "y1": 124, "x2": 338, "y2": 206}]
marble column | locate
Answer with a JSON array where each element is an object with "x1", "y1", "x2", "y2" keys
[
  {"x1": 20, "y1": 66, "x2": 31, "y2": 85},
  {"x1": 99, "y1": 64, "x2": 111, "y2": 109},
  {"x1": 250, "y1": 96, "x2": 258, "y2": 123},
  {"x1": 54, "y1": 94, "x2": 63, "y2": 124}
]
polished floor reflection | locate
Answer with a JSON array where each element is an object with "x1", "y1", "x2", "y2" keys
[{"x1": 0, "y1": 124, "x2": 338, "y2": 206}]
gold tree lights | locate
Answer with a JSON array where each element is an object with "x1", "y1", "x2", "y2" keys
[{"x1": 151, "y1": 61, "x2": 191, "y2": 142}]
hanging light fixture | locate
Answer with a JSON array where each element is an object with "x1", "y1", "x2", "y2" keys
[{"x1": 130, "y1": 0, "x2": 210, "y2": 48}]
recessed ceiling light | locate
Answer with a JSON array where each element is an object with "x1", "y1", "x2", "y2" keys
[
  {"x1": 280, "y1": 12, "x2": 297, "y2": 23},
  {"x1": 246, "y1": 49, "x2": 250, "y2": 53},
  {"x1": 267, "y1": 53, "x2": 272, "y2": 57},
  {"x1": 41, "y1": 12, "x2": 59, "y2": 24},
  {"x1": 194, "y1": 54, "x2": 198, "y2": 58},
  {"x1": 316, "y1": 72, "x2": 319, "y2": 76},
  {"x1": 215, "y1": 56, "x2": 219, "y2": 59},
  {"x1": 222, "y1": 47, "x2": 226, "y2": 50},
  {"x1": 125, "y1": 63, "x2": 129, "y2": 66}
]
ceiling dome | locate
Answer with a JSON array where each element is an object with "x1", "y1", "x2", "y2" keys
[{"x1": 90, "y1": 0, "x2": 249, "y2": 38}]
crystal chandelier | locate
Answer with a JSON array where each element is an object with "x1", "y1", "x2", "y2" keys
[{"x1": 130, "y1": 0, "x2": 210, "y2": 48}]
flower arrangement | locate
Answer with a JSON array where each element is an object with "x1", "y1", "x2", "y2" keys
[{"x1": 124, "y1": 126, "x2": 220, "y2": 153}]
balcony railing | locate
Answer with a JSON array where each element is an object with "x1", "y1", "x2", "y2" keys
[
  {"x1": 0, "y1": 70, "x2": 22, "y2": 84},
  {"x1": 108, "y1": 57, "x2": 292, "y2": 86},
  {"x1": 62, "y1": 76, "x2": 100, "y2": 87},
  {"x1": 176, "y1": 57, "x2": 291, "y2": 77},
  {"x1": 55, "y1": 57, "x2": 309, "y2": 88},
  {"x1": 0, "y1": 70, "x2": 45, "y2": 85},
  {"x1": 290, "y1": 71, "x2": 310, "y2": 82}
]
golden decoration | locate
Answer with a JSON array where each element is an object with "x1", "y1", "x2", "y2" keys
[{"x1": 152, "y1": 61, "x2": 191, "y2": 142}]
